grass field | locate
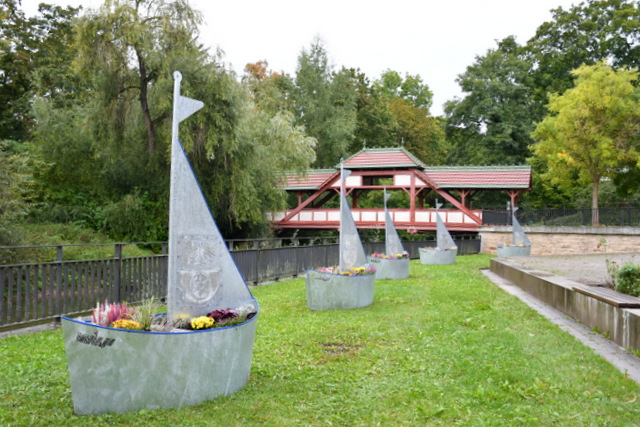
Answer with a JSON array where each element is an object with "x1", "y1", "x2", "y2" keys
[{"x1": 2, "y1": 255, "x2": 640, "y2": 425}]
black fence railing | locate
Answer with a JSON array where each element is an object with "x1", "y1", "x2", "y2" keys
[
  {"x1": 0, "y1": 237, "x2": 480, "y2": 331},
  {"x1": 482, "y1": 207, "x2": 640, "y2": 227}
]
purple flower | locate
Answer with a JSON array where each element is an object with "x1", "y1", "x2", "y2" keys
[{"x1": 206, "y1": 308, "x2": 239, "y2": 326}]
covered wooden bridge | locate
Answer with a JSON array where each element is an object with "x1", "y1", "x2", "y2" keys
[{"x1": 271, "y1": 147, "x2": 531, "y2": 233}]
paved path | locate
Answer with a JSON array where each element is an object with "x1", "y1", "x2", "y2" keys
[
  {"x1": 483, "y1": 269, "x2": 640, "y2": 385},
  {"x1": 0, "y1": 322, "x2": 59, "y2": 339}
]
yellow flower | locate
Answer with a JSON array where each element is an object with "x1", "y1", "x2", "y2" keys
[
  {"x1": 111, "y1": 319, "x2": 141, "y2": 330},
  {"x1": 190, "y1": 316, "x2": 214, "y2": 330}
]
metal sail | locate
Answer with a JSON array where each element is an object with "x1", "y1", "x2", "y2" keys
[
  {"x1": 511, "y1": 207, "x2": 531, "y2": 246},
  {"x1": 338, "y1": 162, "x2": 367, "y2": 273},
  {"x1": 435, "y1": 200, "x2": 457, "y2": 250},
  {"x1": 384, "y1": 188, "x2": 404, "y2": 256},
  {"x1": 168, "y1": 71, "x2": 253, "y2": 319}
]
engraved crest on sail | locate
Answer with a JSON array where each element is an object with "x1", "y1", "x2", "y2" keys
[
  {"x1": 177, "y1": 235, "x2": 222, "y2": 306},
  {"x1": 342, "y1": 239, "x2": 358, "y2": 267}
]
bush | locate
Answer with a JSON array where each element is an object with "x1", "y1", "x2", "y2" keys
[{"x1": 615, "y1": 262, "x2": 640, "y2": 297}]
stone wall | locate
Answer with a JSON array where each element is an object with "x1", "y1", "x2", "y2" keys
[{"x1": 479, "y1": 226, "x2": 640, "y2": 256}]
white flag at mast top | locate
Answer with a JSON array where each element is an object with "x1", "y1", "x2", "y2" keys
[{"x1": 172, "y1": 71, "x2": 204, "y2": 142}]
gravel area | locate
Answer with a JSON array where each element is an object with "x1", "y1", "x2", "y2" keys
[{"x1": 504, "y1": 253, "x2": 640, "y2": 286}]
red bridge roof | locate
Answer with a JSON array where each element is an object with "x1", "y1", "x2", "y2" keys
[
  {"x1": 284, "y1": 148, "x2": 531, "y2": 190},
  {"x1": 424, "y1": 166, "x2": 531, "y2": 189},
  {"x1": 342, "y1": 147, "x2": 427, "y2": 169}
]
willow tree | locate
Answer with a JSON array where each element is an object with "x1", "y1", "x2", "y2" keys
[
  {"x1": 32, "y1": 0, "x2": 317, "y2": 240},
  {"x1": 73, "y1": 0, "x2": 203, "y2": 155},
  {"x1": 531, "y1": 61, "x2": 640, "y2": 225}
]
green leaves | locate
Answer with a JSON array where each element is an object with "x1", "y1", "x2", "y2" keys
[{"x1": 531, "y1": 61, "x2": 640, "y2": 222}]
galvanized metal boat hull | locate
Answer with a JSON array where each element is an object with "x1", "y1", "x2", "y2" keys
[
  {"x1": 419, "y1": 247, "x2": 457, "y2": 265},
  {"x1": 61, "y1": 313, "x2": 258, "y2": 415},
  {"x1": 496, "y1": 245, "x2": 531, "y2": 258},
  {"x1": 305, "y1": 270, "x2": 375, "y2": 310},
  {"x1": 367, "y1": 256, "x2": 409, "y2": 279}
]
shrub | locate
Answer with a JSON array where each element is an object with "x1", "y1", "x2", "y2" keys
[{"x1": 615, "y1": 263, "x2": 640, "y2": 297}]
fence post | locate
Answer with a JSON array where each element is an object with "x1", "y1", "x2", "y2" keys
[
  {"x1": 55, "y1": 246, "x2": 63, "y2": 317},
  {"x1": 255, "y1": 248, "x2": 260, "y2": 285},
  {"x1": 112, "y1": 244, "x2": 122, "y2": 302}
]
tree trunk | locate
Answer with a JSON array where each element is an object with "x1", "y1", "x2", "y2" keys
[
  {"x1": 136, "y1": 49, "x2": 156, "y2": 154},
  {"x1": 592, "y1": 179, "x2": 599, "y2": 226}
]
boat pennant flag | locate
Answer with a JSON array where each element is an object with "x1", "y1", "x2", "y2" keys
[{"x1": 173, "y1": 71, "x2": 204, "y2": 124}]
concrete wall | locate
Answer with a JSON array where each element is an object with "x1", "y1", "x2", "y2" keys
[
  {"x1": 480, "y1": 226, "x2": 640, "y2": 256},
  {"x1": 490, "y1": 257, "x2": 640, "y2": 351}
]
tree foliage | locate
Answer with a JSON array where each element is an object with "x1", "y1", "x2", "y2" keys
[
  {"x1": 353, "y1": 69, "x2": 445, "y2": 164},
  {"x1": 30, "y1": 0, "x2": 316, "y2": 240},
  {"x1": 349, "y1": 69, "x2": 398, "y2": 151},
  {"x1": 0, "y1": 1, "x2": 79, "y2": 141},
  {"x1": 445, "y1": 37, "x2": 538, "y2": 166},
  {"x1": 293, "y1": 39, "x2": 358, "y2": 168},
  {"x1": 374, "y1": 69, "x2": 434, "y2": 111},
  {"x1": 388, "y1": 99, "x2": 447, "y2": 164},
  {"x1": 527, "y1": 0, "x2": 640, "y2": 107},
  {"x1": 531, "y1": 61, "x2": 640, "y2": 224},
  {"x1": 0, "y1": 140, "x2": 28, "y2": 247}
]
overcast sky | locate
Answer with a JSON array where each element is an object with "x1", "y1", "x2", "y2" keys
[{"x1": 23, "y1": 0, "x2": 578, "y2": 116}]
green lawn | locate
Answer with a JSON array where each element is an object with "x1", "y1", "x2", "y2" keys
[{"x1": 2, "y1": 255, "x2": 640, "y2": 425}]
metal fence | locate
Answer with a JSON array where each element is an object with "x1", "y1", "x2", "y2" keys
[
  {"x1": 0, "y1": 236, "x2": 479, "y2": 330},
  {"x1": 482, "y1": 206, "x2": 640, "y2": 227}
]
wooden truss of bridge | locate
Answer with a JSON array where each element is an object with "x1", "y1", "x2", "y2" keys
[{"x1": 272, "y1": 147, "x2": 531, "y2": 233}]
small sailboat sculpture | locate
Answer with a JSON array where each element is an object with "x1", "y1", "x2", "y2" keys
[
  {"x1": 496, "y1": 207, "x2": 531, "y2": 257},
  {"x1": 60, "y1": 71, "x2": 258, "y2": 415},
  {"x1": 419, "y1": 200, "x2": 458, "y2": 264},
  {"x1": 368, "y1": 188, "x2": 410, "y2": 279},
  {"x1": 305, "y1": 162, "x2": 376, "y2": 310}
]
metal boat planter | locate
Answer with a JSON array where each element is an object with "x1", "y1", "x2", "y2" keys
[
  {"x1": 419, "y1": 201, "x2": 457, "y2": 265},
  {"x1": 367, "y1": 188, "x2": 409, "y2": 279},
  {"x1": 61, "y1": 72, "x2": 259, "y2": 415},
  {"x1": 496, "y1": 207, "x2": 531, "y2": 258},
  {"x1": 305, "y1": 163, "x2": 375, "y2": 310}
]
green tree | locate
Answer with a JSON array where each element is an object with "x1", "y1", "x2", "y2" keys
[
  {"x1": 293, "y1": 38, "x2": 358, "y2": 167},
  {"x1": 531, "y1": 61, "x2": 640, "y2": 225},
  {"x1": 374, "y1": 69, "x2": 433, "y2": 111},
  {"x1": 349, "y1": 68, "x2": 398, "y2": 151},
  {"x1": 355, "y1": 69, "x2": 444, "y2": 164},
  {"x1": 526, "y1": 0, "x2": 640, "y2": 109},
  {"x1": 31, "y1": 0, "x2": 316, "y2": 240},
  {"x1": 388, "y1": 99, "x2": 447, "y2": 165},
  {"x1": 73, "y1": 0, "x2": 203, "y2": 155},
  {"x1": 0, "y1": 140, "x2": 28, "y2": 249},
  {"x1": 243, "y1": 60, "x2": 296, "y2": 114},
  {"x1": 0, "y1": 1, "x2": 79, "y2": 141},
  {"x1": 445, "y1": 37, "x2": 538, "y2": 166}
]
